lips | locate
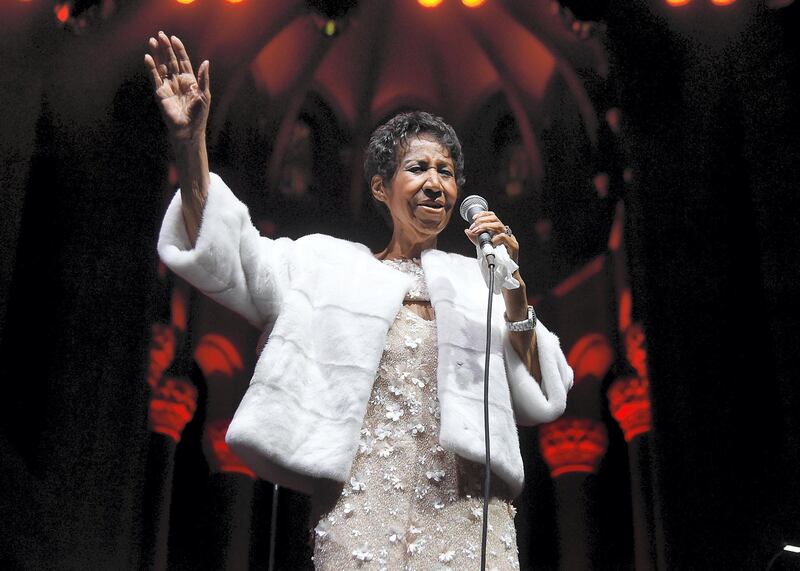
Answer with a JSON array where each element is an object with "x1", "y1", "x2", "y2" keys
[{"x1": 417, "y1": 202, "x2": 444, "y2": 210}]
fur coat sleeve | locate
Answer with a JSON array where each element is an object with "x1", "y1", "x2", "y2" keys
[
  {"x1": 157, "y1": 172, "x2": 294, "y2": 331},
  {"x1": 504, "y1": 322, "x2": 574, "y2": 426}
]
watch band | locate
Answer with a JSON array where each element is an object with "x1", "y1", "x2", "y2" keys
[{"x1": 505, "y1": 305, "x2": 537, "y2": 332}]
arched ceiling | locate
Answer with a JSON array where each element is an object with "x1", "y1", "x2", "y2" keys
[
  {"x1": 5, "y1": 0, "x2": 606, "y2": 142},
  {"x1": 245, "y1": 0, "x2": 606, "y2": 130}
]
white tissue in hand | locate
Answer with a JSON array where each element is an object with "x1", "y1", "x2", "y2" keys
[{"x1": 476, "y1": 244, "x2": 520, "y2": 293}]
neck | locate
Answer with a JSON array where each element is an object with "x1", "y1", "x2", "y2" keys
[{"x1": 377, "y1": 229, "x2": 437, "y2": 260}]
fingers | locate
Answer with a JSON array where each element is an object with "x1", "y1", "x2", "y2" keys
[
  {"x1": 490, "y1": 230, "x2": 520, "y2": 263},
  {"x1": 171, "y1": 35, "x2": 194, "y2": 76},
  {"x1": 468, "y1": 211, "x2": 505, "y2": 236},
  {"x1": 490, "y1": 232, "x2": 517, "y2": 248},
  {"x1": 143, "y1": 53, "x2": 163, "y2": 89},
  {"x1": 469, "y1": 210, "x2": 497, "y2": 224},
  {"x1": 158, "y1": 31, "x2": 181, "y2": 76},
  {"x1": 197, "y1": 60, "x2": 210, "y2": 97},
  {"x1": 465, "y1": 210, "x2": 519, "y2": 258},
  {"x1": 147, "y1": 36, "x2": 168, "y2": 79}
]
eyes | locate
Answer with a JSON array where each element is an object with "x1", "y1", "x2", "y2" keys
[{"x1": 407, "y1": 163, "x2": 454, "y2": 178}]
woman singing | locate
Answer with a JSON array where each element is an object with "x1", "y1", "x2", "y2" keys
[{"x1": 146, "y1": 31, "x2": 572, "y2": 570}]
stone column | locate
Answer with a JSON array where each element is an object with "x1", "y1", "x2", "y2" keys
[
  {"x1": 143, "y1": 376, "x2": 198, "y2": 571},
  {"x1": 608, "y1": 321, "x2": 659, "y2": 571},
  {"x1": 539, "y1": 418, "x2": 609, "y2": 570},
  {"x1": 203, "y1": 419, "x2": 256, "y2": 571},
  {"x1": 608, "y1": 376, "x2": 658, "y2": 570},
  {"x1": 193, "y1": 322, "x2": 261, "y2": 571}
]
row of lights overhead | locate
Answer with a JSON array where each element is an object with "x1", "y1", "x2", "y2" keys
[
  {"x1": 175, "y1": 0, "x2": 242, "y2": 3},
  {"x1": 166, "y1": 0, "x2": 487, "y2": 5},
  {"x1": 418, "y1": 0, "x2": 487, "y2": 6},
  {"x1": 666, "y1": 0, "x2": 736, "y2": 5}
]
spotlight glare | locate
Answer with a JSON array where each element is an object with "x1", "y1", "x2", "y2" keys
[
  {"x1": 666, "y1": 0, "x2": 690, "y2": 5},
  {"x1": 54, "y1": 3, "x2": 70, "y2": 22},
  {"x1": 462, "y1": 0, "x2": 486, "y2": 7},
  {"x1": 418, "y1": 0, "x2": 444, "y2": 7},
  {"x1": 710, "y1": 0, "x2": 735, "y2": 4},
  {"x1": 176, "y1": 0, "x2": 195, "y2": 4},
  {"x1": 226, "y1": 0, "x2": 244, "y2": 3},
  {"x1": 785, "y1": 545, "x2": 800, "y2": 553}
]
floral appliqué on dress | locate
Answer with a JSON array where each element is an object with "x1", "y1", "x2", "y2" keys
[{"x1": 312, "y1": 258, "x2": 519, "y2": 570}]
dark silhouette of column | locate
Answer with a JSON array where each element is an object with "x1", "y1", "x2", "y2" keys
[
  {"x1": 193, "y1": 308, "x2": 260, "y2": 571},
  {"x1": 142, "y1": 376, "x2": 198, "y2": 571},
  {"x1": 540, "y1": 418, "x2": 608, "y2": 570},
  {"x1": 203, "y1": 418, "x2": 256, "y2": 571},
  {"x1": 608, "y1": 320, "x2": 658, "y2": 571}
]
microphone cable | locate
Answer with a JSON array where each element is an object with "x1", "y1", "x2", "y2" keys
[{"x1": 480, "y1": 258, "x2": 496, "y2": 571}]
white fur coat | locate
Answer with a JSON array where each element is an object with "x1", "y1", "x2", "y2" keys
[{"x1": 158, "y1": 173, "x2": 573, "y2": 497}]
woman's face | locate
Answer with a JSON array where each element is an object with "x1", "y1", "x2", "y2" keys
[{"x1": 373, "y1": 134, "x2": 459, "y2": 240}]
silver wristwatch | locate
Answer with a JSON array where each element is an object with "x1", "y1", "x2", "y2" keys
[{"x1": 505, "y1": 305, "x2": 537, "y2": 332}]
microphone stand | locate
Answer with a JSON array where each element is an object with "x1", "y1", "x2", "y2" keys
[
  {"x1": 268, "y1": 483, "x2": 279, "y2": 571},
  {"x1": 480, "y1": 255, "x2": 496, "y2": 571}
]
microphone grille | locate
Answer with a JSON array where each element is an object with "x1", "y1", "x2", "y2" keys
[{"x1": 459, "y1": 195, "x2": 488, "y2": 222}]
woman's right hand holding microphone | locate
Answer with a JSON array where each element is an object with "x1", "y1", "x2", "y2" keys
[{"x1": 145, "y1": 31, "x2": 210, "y2": 244}]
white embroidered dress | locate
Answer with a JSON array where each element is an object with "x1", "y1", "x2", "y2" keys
[{"x1": 312, "y1": 259, "x2": 520, "y2": 571}]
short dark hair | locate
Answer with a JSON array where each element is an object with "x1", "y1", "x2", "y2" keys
[{"x1": 364, "y1": 111, "x2": 465, "y2": 226}]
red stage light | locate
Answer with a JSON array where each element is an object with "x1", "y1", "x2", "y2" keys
[
  {"x1": 666, "y1": 0, "x2": 690, "y2": 5},
  {"x1": 54, "y1": 3, "x2": 70, "y2": 23},
  {"x1": 567, "y1": 333, "x2": 614, "y2": 384},
  {"x1": 710, "y1": 0, "x2": 735, "y2": 4},
  {"x1": 226, "y1": 0, "x2": 244, "y2": 3},
  {"x1": 462, "y1": 0, "x2": 486, "y2": 7},
  {"x1": 194, "y1": 333, "x2": 244, "y2": 379},
  {"x1": 418, "y1": 0, "x2": 443, "y2": 7},
  {"x1": 176, "y1": 0, "x2": 195, "y2": 4}
]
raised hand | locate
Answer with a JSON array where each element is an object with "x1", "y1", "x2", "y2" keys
[
  {"x1": 144, "y1": 31, "x2": 210, "y2": 144},
  {"x1": 145, "y1": 32, "x2": 210, "y2": 245}
]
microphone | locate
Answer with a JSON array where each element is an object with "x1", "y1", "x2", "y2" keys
[{"x1": 460, "y1": 195, "x2": 495, "y2": 262}]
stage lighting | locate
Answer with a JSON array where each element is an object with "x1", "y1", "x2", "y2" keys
[
  {"x1": 462, "y1": 0, "x2": 487, "y2": 7},
  {"x1": 766, "y1": 544, "x2": 800, "y2": 570},
  {"x1": 55, "y1": 3, "x2": 70, "y2": 22},
  {"x1": 53, "y1": 0, "x2": 115, "y2": 31},
  {"x1": 323, "y1": 19, "x2": 337, "y2": 36},
  {"x1": 418, "y1": 0, "x2": 444, "y2": 6}
]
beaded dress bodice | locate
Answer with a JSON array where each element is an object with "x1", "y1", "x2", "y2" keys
[{"x1": 311, "y1": 258, "x2": 519, "y2": 570}]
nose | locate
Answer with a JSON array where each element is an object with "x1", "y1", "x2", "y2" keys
[
  {"x1": 423, "y1": 186, "x2": 443, "y2": 200},
  {"x1": 423, "y1": 167, "x2": 444, "y2": 192}
]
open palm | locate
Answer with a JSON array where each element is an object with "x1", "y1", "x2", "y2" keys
[{"x1": 144, "y1": 32, "x2": 210, "y2": 143}]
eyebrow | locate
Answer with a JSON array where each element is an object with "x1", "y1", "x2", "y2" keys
[{"x1": 402, "y1": 157, "x2": 455, "y2": 167}]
